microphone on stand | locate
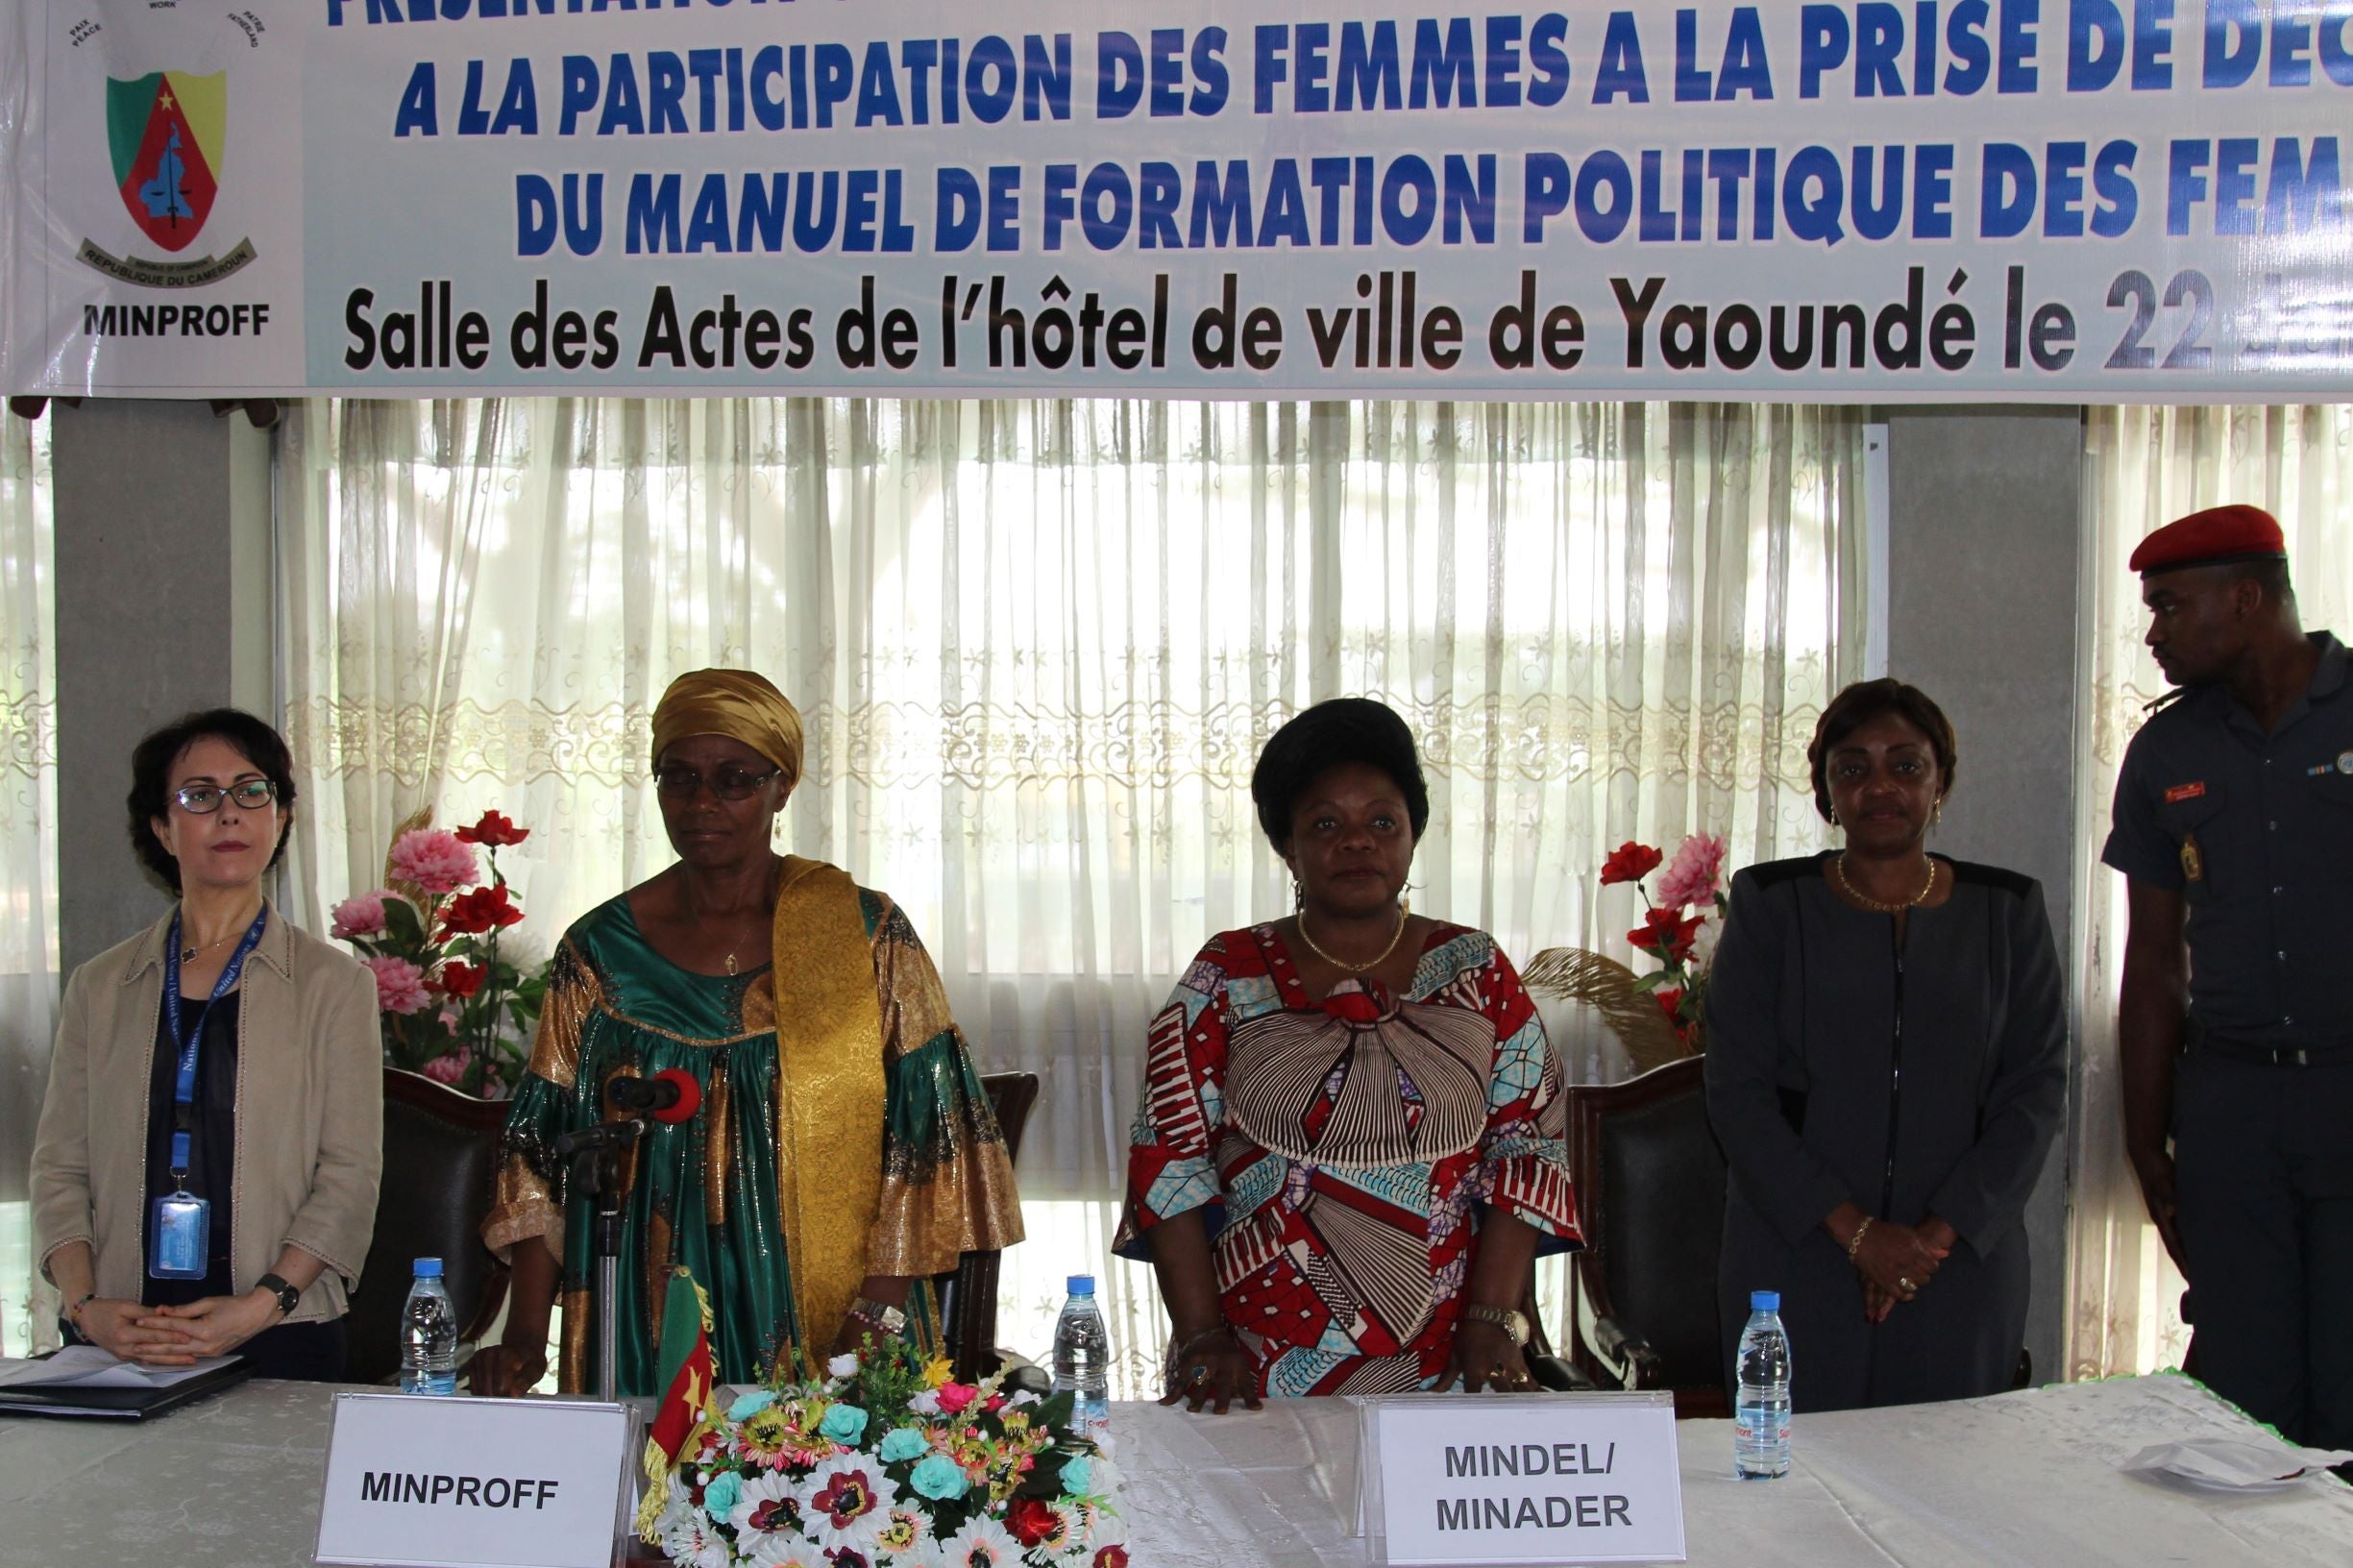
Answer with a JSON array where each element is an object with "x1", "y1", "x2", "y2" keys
[{"x1": 605, "y1": 1067, "x2": 703, "y2": 1124}]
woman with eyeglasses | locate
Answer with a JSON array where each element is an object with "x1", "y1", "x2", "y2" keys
[
  {"x1": 472, "y1": 669, "x2": 1022, "y2": 1397},
  {"x1": 31, "y1": 709, "x2": 383, "y2": 1381}
]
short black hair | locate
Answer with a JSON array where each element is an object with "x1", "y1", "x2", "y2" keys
[
  {"x1": 1806, "y1": 679, "x2": 1957, "y2": 822},
  {"x1": 128, "y1": 708, "x2": 299, "y2": 892},
  {"x1": 2223, "y1": 556, "x2": 2295, "y2": 608},
  {"x1": 1250, "y1": 698, "x2": 1431, "y2": 851}
]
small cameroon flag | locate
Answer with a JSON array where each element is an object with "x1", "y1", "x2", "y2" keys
[{"x1": 634, "y1": 1266, "x2": 718, "y2": 1540}]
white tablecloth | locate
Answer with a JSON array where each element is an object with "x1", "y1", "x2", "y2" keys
[
  {"x1": 1115, "y1": 1373, "x2": 2353, "y2": 1567},
  {"x1": 0, "y1": 1372, "x2": 2345, "y2": 1565}
]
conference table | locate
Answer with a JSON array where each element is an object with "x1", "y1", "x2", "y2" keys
[{"x1": 1, "y1": 1372, "x2": 2346, "y2": 1565}]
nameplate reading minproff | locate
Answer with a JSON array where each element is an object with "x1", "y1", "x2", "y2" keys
[
  {"x1": 314, "y1": 1392, "x2": 632, "y2": 1568},
  {"x1": 1367, "y1": 1393, "x2": 1685, "y2": 1566}
]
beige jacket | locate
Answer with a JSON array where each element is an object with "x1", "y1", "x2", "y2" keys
[{"x1": 31, "y1": 902, "x2": 383, "y2": 1323}]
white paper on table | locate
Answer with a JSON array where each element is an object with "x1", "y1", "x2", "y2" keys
[
  {"x1": 2120, "y1": 1436, "x2": 2353, "y2": 1489},
  {"x1": 0, "y1": 1345, "x2": 237, "y2": 1388}
]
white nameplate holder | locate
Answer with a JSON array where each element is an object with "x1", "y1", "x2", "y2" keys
[
  {"x1": 1352, "y1": 1390, "x2": 1685, "y2": 1566},
  {"x1": 315, "y1": 1392, "x2": 639, "y2": 1568}
]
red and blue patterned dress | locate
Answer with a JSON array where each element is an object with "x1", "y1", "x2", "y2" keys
[{"x1": 1116, "y1": 921, "x2": 1580, "y2": 1397}]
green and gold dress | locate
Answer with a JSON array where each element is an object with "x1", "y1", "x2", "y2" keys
[{"x1": 483, "y1": 857, "x2": 1023, "y2": 1395}]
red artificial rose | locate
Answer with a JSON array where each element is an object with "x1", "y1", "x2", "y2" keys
[
  {"x1": 1599, "y1": 841, "x2": 1665, "y2": 887},
  {"x1": 1628, "y1": 908, "x2": 1703, "y2": 962},
  {"x1": 1006, "y1": 1499, "x2": 1061, "y2": 1548},
  {"x1": 437, "y1": 961, "x2": 486, "y2": 998},
  {"x1": 1094, "y1": 1549, "x2": 1130, "y2": 1568},
  {"x1": 441, "y1": 884, "x2": 524, "y2": 935},
  {"x1": 1653, "y1": 988, "x2": 1684, "y2": 1025},
  {"x1": 454, "y1": 810, "x2": 530, "y2": 847}
]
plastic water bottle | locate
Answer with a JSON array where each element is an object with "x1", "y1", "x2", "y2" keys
[
  {"x1": 1734, "y1": 1289, "x2": 1792, "y2": 1480},
  {"x1": 400, "y1": 1258, "x2": 459, "y2": 1396},
  {"x1": 1051, "y1": 1274, "x2": 1112, "y2": 1443}
]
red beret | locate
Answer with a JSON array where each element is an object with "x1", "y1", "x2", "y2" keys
[{"x1": 2129, "y1": 504, "x2": 2288, "y2": 576}]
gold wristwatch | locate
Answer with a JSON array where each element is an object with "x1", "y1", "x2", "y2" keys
[
  {"x1": 847, "y1": 1296, "x2": 907, "y2": 1336},
  {"x1": 1461, "y1": 1302, "x2": 1531, "y2": 1345}
]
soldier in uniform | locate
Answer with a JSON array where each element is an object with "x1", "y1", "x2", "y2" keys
[{"x1": 2104, "y1": 503, "x2": 2353, "y2": 1450}]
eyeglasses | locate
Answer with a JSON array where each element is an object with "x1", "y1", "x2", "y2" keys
[
  {"x1": 653, "y1": 763, "x2": 780, "y2": 801},
  {"x1": 174, "y1": 779, "x2": 278, "y2": 815}
]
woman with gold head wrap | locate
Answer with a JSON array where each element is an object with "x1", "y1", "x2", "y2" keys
[{"x1": 471, "y1": 670, "x2": 1023, "y2": 1397}]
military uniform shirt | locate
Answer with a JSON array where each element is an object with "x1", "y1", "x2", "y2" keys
[{"x1": 2101, "y1": 631, "x2": 2353, "y2": 1047}]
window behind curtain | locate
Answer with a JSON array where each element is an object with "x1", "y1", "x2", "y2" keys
[
  {"x1": 280, "y1": 396, "x2": 1866, "y2": 1389},
  {"x1": 0, "y1": 410, "x2": 60, "y2": 1358},
  {"x1": 2071, "y1": 406, "x2": 2353, "y2": 1381}
]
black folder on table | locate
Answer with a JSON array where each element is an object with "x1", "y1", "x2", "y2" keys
[{"x1": 0, "y1": 1357, "x2": 254, "y2": 1421}]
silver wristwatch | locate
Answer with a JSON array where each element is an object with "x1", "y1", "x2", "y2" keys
[{"x1": 1461, "y1": 1302, "x2": 1532, "y2": 1346}]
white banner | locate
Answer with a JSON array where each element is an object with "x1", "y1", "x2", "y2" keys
[{"x1": 7, "y1": 0, "x2": 2353, "y2": 399}]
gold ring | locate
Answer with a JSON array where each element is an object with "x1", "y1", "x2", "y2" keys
[{"x1": 1899, "y1": 1276, "x2": 1915, "y2": 1291}]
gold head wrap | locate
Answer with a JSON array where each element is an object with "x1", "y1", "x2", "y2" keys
[{"x1": 650, "y1": 669, "x2": 805, "y2": 792}]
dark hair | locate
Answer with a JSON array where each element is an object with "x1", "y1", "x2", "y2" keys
[
  {"x1": 1806, "y1": 679, "x2": 1957, "y2": 822},
  {"x1": 1250, "y1": 698, "x2": 1431, "y2": 851},
  {"x1": 128, "y1": 708, "x2": 299, "y2": 892},
  {"x1": 2224, "y1": 556, "x2": 2295, "y2": 608}
]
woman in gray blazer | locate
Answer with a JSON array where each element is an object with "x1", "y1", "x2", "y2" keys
[
  {"x1": 32, "y1": 708, "x2": 381, "y2": 1382},
  {"x1": 1704, "y1": 679, "x2": 2067, "y2": 1410}
]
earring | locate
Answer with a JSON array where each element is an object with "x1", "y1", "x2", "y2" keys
[
  {"x1": 1291, "y1": 877, "x2": 1304, "y2": 911},
  {"x1": 1827, "y1": 808, "x2": 1839, "y2": 827},
  {"x1": 1932, "y1": 799, "x2": 1944, "y2": 829}
]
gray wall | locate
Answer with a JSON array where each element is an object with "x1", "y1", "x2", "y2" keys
[
  {"x1": 50, "y1": 400, "x2": 274, "y2": 978},
  {"x1": 1881, "y1": 406, "x2": 2084, "y2": 1387}
]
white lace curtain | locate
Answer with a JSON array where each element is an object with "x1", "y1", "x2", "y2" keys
[
  {"x1": 278, "y1": 396, "x2": 1863, "y2": 1386},
  {"x1": 0, "y1": 410, "x2": 60, "y2": 1359},
  {"x1": 2069, "y1": 407, "x2": 2353, "y2": 1381}
]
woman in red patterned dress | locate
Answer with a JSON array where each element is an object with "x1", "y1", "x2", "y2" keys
[{"x1": 1118, "y1": 698, "x2": 1581, "y2": 1409}]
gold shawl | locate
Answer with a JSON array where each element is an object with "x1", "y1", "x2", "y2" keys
[{"x1": 769, "y1": 854, "x2": 886, "y2": 1363}]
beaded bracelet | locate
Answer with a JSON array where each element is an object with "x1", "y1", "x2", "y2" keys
[{"x1": 1845, "y1": 1215, "x2": 1874, "y2": 1262}]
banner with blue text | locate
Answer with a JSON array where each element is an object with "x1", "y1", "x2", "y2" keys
[{"x1": 6, "y1": 0, "x2": 2352, "y2": 399}]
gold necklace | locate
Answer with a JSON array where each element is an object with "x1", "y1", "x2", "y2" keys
[
  {"x1": 1834, "y1": 852, "x2": 1937, "y2": 914},
  {"x1": 1293, "y1": 900, "x2": 1411, "y2": 973},
  {"x1": 181, "y1": 928, "x2": 241, "y2": 964},
  {"x1": 180, "y1": 899, "x2": 265, "y2": 963}
]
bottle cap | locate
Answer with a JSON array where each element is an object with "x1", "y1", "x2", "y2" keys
[
  {"x1": 1066, "y1": 1274, "x2": 1096, "y2": 1296},
  {"x1": 1750, "y1": 1289, "x2": 1779, "y2": 1311},
  {"x1": 414, "y1": 1257, "x2": 445, "y2": 1278}
]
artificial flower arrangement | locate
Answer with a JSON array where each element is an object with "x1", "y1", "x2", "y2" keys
[
  {"x1": 1521, "y1": 832, "x2": 1731, "y2": 1075},
  {"x1": 331, "y1": 809, "x2": 549, "y2": 1098},
  {"x1": 642, "y1": 1328, "x2": 1126, "y2": 1568},
  {"x1": 1599, "y1": 832, "x2": 1729, "y2": 1051}
]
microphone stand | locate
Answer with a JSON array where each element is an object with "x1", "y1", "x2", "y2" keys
[{"x1": 553, "y1": 1118, "x2": 647, "y2": 1407}]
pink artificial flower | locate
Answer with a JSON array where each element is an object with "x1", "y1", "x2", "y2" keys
[
  {"x1": 1655, "y1": 833, "x2": 1729, "y2": 912},
  {"x1": 935, "y1": 1382, "x2": 979, "y2": 1414},
  {"x1": 330, "y1": 891, "x2": 389, "y2": 940},
  {"x1": 421, "y1": 1048, "x2": 472, "y2": 1085},
  {"x1": 365, "y1": 955, "x2": 430, "y2": 1016},
  {"x1": 388, "y1": 828, "x2": 478, "y2": 895}
]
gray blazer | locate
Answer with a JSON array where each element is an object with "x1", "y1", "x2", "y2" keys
[{"x1": 32, "y1": 902, "x2": 383, "y2": 1323}]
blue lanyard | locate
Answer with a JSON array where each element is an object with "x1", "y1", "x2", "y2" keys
[{"x1": 163, "y1": 906, "x2": 269, "y2": 1185}]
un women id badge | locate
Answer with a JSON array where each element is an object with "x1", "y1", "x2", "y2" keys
[{"x1": 148, "y1": 1188, "x2": 211, "y2": 1279}]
